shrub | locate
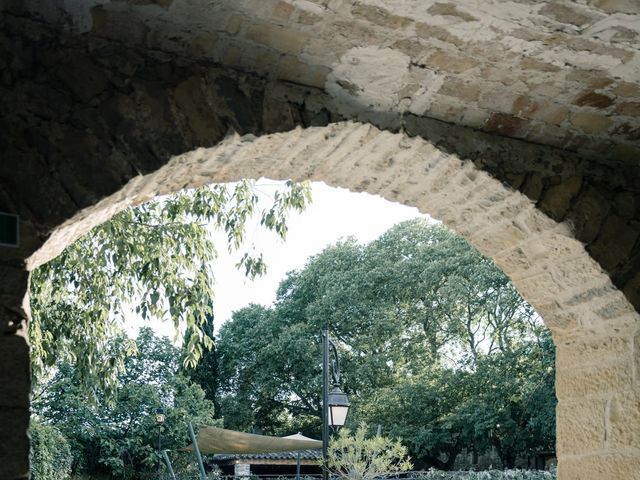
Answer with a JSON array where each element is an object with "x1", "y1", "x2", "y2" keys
[
  {"x1": 327, "y1": 424, "x2": 413, "y2": 480},
  {"x1": 406, "y1": 469, "x2": 555, "y2": 480},
  {"x1": 30, "y1": 421, "x2": 73, "y2": 480}
]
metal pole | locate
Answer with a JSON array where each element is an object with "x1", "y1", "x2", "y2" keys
[
  {"x1": 322, "y1": 328, "x2": 329, "y2": 480},
  {"x1": 188, "y1": 422, "x2": 208, "y2": 480},
  {"x1": 161, "y1": 450, "x2": 177, "y2": 480},
  {"x1": 157, "y1": 423, "x2": 162, "y2": 479}
]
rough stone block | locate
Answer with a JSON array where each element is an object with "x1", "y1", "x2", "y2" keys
[
  {"x1": 427, "y1": 2, "x2": 478, "y2": 21},
  {"x1": 590, "y1": 0, "x2": 640, "y2": 14},
  {"x1": 246, "y1": 23, "x2": 308, "y2": 55},
  {"x1": 512, "y1": 96, "x2": 568, "y2": 125},
  {"x1": 607, "y1": 391, "x2": 640, "y2": 450},
  {"x1": 277, "y1": 56, "x2": 330, "y2": 89},
  {"x1": 556, "y1": 334, "x2": 631, "y2": 371},
  {"x1": 556, "y1": 362, "x2": 632, "y2": 399},
  {"x1": 589, "y1": 214, "x2": 639, "y2": 271},
  {"x1": 566, "y1": 185, "x2": 611, "y2": 244},
  {"x1": 415, "y1": 22, "x2": 463, "y2": 47},
  {"x1": 559, "y1": 454, "x2": 640, "y2": 480},
  {"x1": 424, "y1": 50, "x2": 478, "y2": 73},
  {"x1": 539, "y1": 175, "x2": 582, "y2": 220},
  {"x1": 539, "y1": 2, "x2": 595, "y2": 26},
  {"x1": 272, "y1": 1, "x2": 295, "y2": 21},
  {"x1": 573, "y1": 90, "x2": 615, "y2": 109},
  {"x1": 556, "y1": 398, "x2": 605, "y2": 455},
  {"x1": 522, "y1": 173, "x2": 544, "y2": 201},
  {"x1": 0, "y1": 335, "x2": 29, "y2": 408},
  {"x1": 438, "y1": 77, "x2": 480, "y2": 101},
  {"x1": 615, "y1": 101, "x2": 640, "y2": 116},
  {"x1": 225, "y1": 14, "x2": 243, "y2": 35},
  {"x1": 484, "y1": 112, "x2": 528, "y2": 137},
  {"x1": 612, "y1": 81, "x2": 640, "y2": 97},
  {"x1": 0, "y1": 407, "x2": 29, "y2": 480},
  {"x1": 351, "y1": 3, "x2": 412, "y2": 29},
  {"x1": 570, "y1": 111, "x2": 612, "y2": 134},
  {"x1": 520, "y1": 57, "x2": 561, "y2": 72}
]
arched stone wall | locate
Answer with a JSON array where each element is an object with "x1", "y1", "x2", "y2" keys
[
  {"x1": 23, "y1": 123, "x2": 640, "y2": 480},
  {"x1": 1, "y1": 1, "x2": 639, "y2": 478}
]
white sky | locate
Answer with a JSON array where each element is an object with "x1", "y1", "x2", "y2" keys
[{"x1": 142, "y1": 180, "x2": 431, "y2": 338}]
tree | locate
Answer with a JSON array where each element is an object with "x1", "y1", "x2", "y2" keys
[
  {"x1": 209, "y1": 219, "x2": 555, "y2": 467},
  {"x1": 29, "y1": 421, "x2": 73, "y2": 480},
  {"x1": 327, "y1": 424, "x2": 413, "y2": 480},
  {"x1": 32, "y1": 328, "x2": 218, "y2": 479},
  {"x1": 29, "y1": 180, "x2": 311, "y2": 395}
]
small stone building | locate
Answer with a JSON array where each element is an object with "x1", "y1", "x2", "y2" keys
[{"x1": 209, "y1": 449, "x2": 322, "y2": 477}]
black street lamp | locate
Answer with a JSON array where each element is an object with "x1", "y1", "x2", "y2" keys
[
  {"x1": 155, "y1": 407, "x2": 165, "y2": 479},
  {"x1": 322, "y1": 328, "x2": 350, "y2": 480}
]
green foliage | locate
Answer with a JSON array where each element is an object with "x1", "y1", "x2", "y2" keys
[
  {"x1": 210, "y1": 220, "x2": 555, "y2": 467},
  {"x1": 32, "y1": 328, "x2": 218, "y2": 479},
  {"x1": 327, "y1": 424, "x2": 413, "y2": 480},
  {"x1": 29, "y1": 179, "x2": 311, "y2": 395},
  {"x1": 407, "y1": 471, "x2": 555, "y2": 479},
  {"x1": 29, "y1": 421, "x2": 73, "y2": 480},
  {"x1": 359, "y1": 333, "x2": 555, "y2": 469}
]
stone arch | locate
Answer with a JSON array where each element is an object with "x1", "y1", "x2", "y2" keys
[{"x1": 25, "y1": 122, "x2": 640, "y2": 480}]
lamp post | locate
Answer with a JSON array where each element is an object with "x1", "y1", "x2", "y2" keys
[
  {"x1": 155, "y1": 407, "x2": 165, "y2": 479},
  {"x1": 322, "y1": 327, "x2": 350, "y2": 480}
]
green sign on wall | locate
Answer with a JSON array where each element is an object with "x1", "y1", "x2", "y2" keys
[{"x1": 0, "y1": 213, "x2": 19, "y2": 247}]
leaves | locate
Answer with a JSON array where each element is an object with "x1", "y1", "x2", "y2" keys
[
  {"x1": 32, "y1": 328, "x2": 219, "y2": 479},
  {"x1": 208, "y1": 219, "x2": 555, "y2": 467},
  {"x1": 327, "y1": 424, "x2": 413, "y2": 480},
  {"x1": 29, "y1": 180, "x2": 312, "y2": 394}
]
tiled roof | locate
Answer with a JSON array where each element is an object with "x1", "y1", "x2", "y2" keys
[{"x1": 211, "y1": 449, "x2": 322, "y2": 461}]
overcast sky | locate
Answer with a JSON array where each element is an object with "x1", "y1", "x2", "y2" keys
[{"x1": 133, "y1": 180, "x2": 431, "y2": 338}]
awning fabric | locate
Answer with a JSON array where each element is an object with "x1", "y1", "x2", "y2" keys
[{"x1": 187, "y1": 426, "x2": 322, "y2": 455}]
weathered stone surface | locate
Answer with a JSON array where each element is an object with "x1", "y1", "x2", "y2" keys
[
  {"x1": 556, "y1": 362, "x2": 632, "y2": 399},
  {"x1": 556, "y1": 334, "x2": 631, "y2": 371},
  {"x1": 0, "y1": 407, "x2": 29, "y2": 480},
  {"x1": 590, "y1": 215, "x2": 640, "y2": 271},
  {"x1": 438, "y1": 77, "x2": 480, "y2": 101},
  {"x1": 573, "y1": 90, "x2": 615, "y2": 109},
  {"x1": 616, "y1": 102, "x2": 640, "y2": 116},
  {"x1": 2, "y1": 1, "x2": 640, "y2": 478},
  {"x1": 351, "y1": 3, "x2": 412, "y2": 29},
  {"x1": 556, "y1": 399, "x2": 605, "y2": 454},
  {"x1": 539, "y1": 176, "x2": 583, "y2": 220},
  {"x1": 567, "y1": 186, "x2": 611, "y2": 243},
  {"x1": 484, "y1": 112, "x2": 528, "y2": 137},
  {"x1": 607, "y1": 391, "x2": 640, "y2": 450},
  {"x1": 423, "y1": 50, "x2": 478, "y2": 73},
  {"x1": 559, "y1": 455, "x2": 640, "y2": 480},
  {"x1": 427, "y1": 2, "x2": 478, "y2": 22},
  {"x1": 570, "y1": 111, "x2": 612, "y2": 134}
]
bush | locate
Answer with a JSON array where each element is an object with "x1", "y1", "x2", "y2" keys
[
  {"x1": 30, "y1": 421, "x2": 73, "y2": 480},
  {"x1": 328, "y1": 424, "x2": 413, "y2": 480},
  {"x1": 406, "y1": 469, "x2": 555, "y2": 480}
]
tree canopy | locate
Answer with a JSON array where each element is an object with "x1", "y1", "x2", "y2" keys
[
  {"x1": 32, "y1": 327, "x2": 218, "y2": 479},
  {"x1": 29, "y1": 180, "x2": 311, "y2": 395},
  {"x1": 207, "y1": 220, "x2": 555, "y2": 468}
]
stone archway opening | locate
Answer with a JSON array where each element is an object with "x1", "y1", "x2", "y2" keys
[{"x1": 24, "y1": 122, "x2": 640, "y2": 479}]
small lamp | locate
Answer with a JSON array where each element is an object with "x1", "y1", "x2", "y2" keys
[
  {"x1": 155, "y1": 407, "x2": 165, "y2": 425},
  {"x1": 327, "y1": 385, "x2": 350, "y2": 428}
]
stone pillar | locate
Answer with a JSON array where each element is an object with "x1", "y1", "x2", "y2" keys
[
  {"x1": 234, "y1": 462, "x2": 251, "y2": 477},
  {"x1": 0, "y1": 265, "x2": 31, "y2": 480},
  {"x1": 555, "y1": 330, "x2": 640, "y2": 479}
]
